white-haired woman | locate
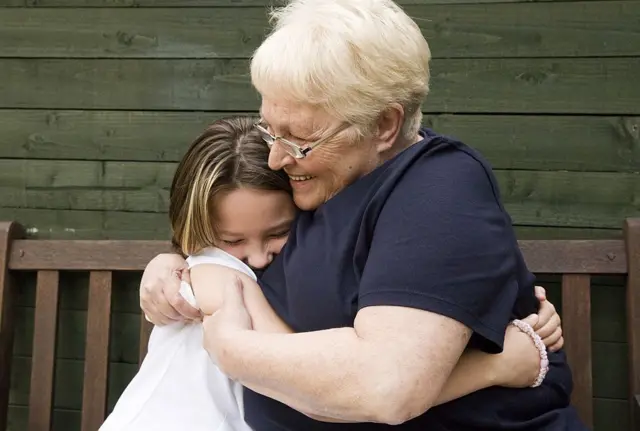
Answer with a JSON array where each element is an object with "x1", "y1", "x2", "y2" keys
[{"x1": 140, "y1": 0, "x2": 587, "y2": 429}]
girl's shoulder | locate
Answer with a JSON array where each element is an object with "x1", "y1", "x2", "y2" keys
[{"x1": 187, "y1": 247, "x2": 256, "y2": 281}]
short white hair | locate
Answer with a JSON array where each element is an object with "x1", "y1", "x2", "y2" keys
[{"x1": 250, "y1": 0, "x2": 431, "y2": 140}]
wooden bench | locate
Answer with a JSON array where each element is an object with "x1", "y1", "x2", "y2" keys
[{"x1": 1, "y1": 219, "x2": 639, "y2": 431}]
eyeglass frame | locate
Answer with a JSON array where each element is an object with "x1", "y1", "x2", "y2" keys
[{"x1": 254, "y1": 119, "x2": 350, "y2": 159}]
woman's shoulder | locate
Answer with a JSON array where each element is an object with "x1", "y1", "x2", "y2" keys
[
  {"x1": 382, "y1": 128, "x2": 501, "y2": 204},
  {"x1": 402, "y1": 128, "x2": 492, "y2": 176}
]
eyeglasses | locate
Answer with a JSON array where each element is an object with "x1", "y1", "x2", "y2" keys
[{"x1": 254, "y1": 120, "x2": 350, "y2": 159}]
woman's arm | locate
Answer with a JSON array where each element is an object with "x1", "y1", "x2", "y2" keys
[{"x1": 200, "y1": 267, "x2": 557, "y2": 423}]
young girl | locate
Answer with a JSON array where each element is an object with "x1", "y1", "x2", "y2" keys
[{"x1": 101, "y1": 116, "x2": 560, "y2": 431}]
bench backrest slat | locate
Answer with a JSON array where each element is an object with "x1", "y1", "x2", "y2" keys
[
  {"x1": 7, "y1": 239, "x2": 627, "y2": 273},
  {"x1": 28, "y1": 271, "x2": 59, "y2": 431},
  {"x1": 81, "y1": 271, "x2": 113, "y2": 431},
  {"x1": 561, "y1": 274, "x2": 593, "y2": 427}
]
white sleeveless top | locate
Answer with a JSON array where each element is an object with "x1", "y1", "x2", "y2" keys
[{"x1": 100, "y1": 248, "x2": 255, "y2": 431}]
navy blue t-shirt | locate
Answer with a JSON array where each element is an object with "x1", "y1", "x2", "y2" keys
[{"x1": 247, "y1": 128, "x2": 586, "y2": 430}]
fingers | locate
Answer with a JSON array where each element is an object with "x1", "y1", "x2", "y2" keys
[
  {"x1": 141, "y1": 274, "x2": 183, "y2": 325},
  {"x1": 535, "y1": 312, "x2": 560, "y2": 339},
  {"x1": 534, "y1": 297, "x2": 557, "y2": 330},
  {"x1": 140, "y1": 284, "x2": 177, "y2": 326},
  {"x1": 542, "y1": 327, "x2": 564, "y2": 352},
  {"x1": 521, "y1": 313, "x2": 539, "y2": 329},
  {"x1": 548, "y1": 337, "x2": 564, "y2": 352},
  {"x1": 139, "y1": 254, "x2": 192, "y2": 325},
  {"x1": 534, "y1": 285, "x2": 547, "y2": 301},
  {"x1": 142, "y1": 304, "x2": 176, "y2": 326},
  {"x1": 170, "y1": 290, "x2": 203, "y2": 321}
]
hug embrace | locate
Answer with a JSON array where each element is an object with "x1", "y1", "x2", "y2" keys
[{"x1": 101, "y1": 0, "x2": 588, "y2": 430}]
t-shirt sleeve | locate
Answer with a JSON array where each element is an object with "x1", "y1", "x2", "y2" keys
[{"x1": 358, "y1": 148, "x2": 520, "y2": 353}]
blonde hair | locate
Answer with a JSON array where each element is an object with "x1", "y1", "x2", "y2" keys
[
  {"x1": 250, "y1": 0, "x2": 431, "y2": 140},
  {"x1": 169, "y1": 116, "x2": 291, "y2": 256}
]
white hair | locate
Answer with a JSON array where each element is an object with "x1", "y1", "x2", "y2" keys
[{"x1": 250, "y1": 0, "x2": 431, "y2": 140}]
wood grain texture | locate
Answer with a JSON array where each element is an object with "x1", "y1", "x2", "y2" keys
[
  {"x1": 2, "y1": 159, "x2": 639, "y2": 228},
  {"x1": 81, "y1": 271, "x2": 112, "y2": 431},
  {"x1": 0, "y1": 0, "x2": 616, "y2": 7},
  {"x1": 1, "y1": 58, "x2": 638, "y2": 114},
  {"x1": 4, "y1": 237, "x2": 627, "y2": 273},
  {"x1": 1, "y1": 2, "x2": 638, "y2": 58},
  {"x1": 0, "y1": 222, "x2": 24, "y2": 431},
  {"x1": 0, "y1": 207, "x2": 624, "y2": 240},
  {"x1": 0, "y1": 207, "x2": 170, "y2": 239},
  {"x1": 2, "y1": 110, "x2": 639, "y2": 172},
  {"x1": 562, "y1": 274, "x2": 594, "y2": 428},
  {"x1": 624, "y1": 219, "x2": 640, "y2": 427},
  {"x1": 28, "y1": 271, "x2": 59, "y2": 431}
]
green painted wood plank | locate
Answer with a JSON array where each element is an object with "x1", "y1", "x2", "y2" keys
[
  {"x1": 593, "y1": 342, "x2": 628, "y2": 400},
  {"x1": 593, "y1": 398, "x2": 631, "y2": 431},
  {"x1": 0, "y1": 207, "x2": 170, "y2": 239},
  {"x1": 13, "y1": 308, "x2": 142, "y2": 364},
  {"x1": 0, "y1": 209, "x2": 630, "y2": 240},
  {"x1": 2, "y1": 110, "x2": 639, "y2": 172},
  {"x1": 7, "y1": 406, "x2": 79, "y2": 431},
  {"x1": 13, "y1": 271, "x2": 141, "y2": 313},
  {"x1": 1, "y1": 159, "x2": 639, "y2": 228},
  {"x1": 513, "y1": 226, "x2": 621, "y2": 240},
  {"x1": 0, "y1": 58, "x2": 638, "y2": 114},
  {"x1": 0, "y1": 0, "x2": 619, "y2": 7},
  {"x1": 591, "y1": 284, "x2": 628, "y2": 343},
  {"x1": 9, "y1": 357, "x2": 138, "y2": 411},
  {"x1": 2, "y1": 2, "x2": 638, "y2": 58},
  {"x1": 0, "y1": 110, "x2": 244, "y2": 162}
]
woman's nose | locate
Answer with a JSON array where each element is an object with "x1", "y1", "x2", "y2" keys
[{"x1": 268, "y1": 141, "x2": 294, "y2": 171}]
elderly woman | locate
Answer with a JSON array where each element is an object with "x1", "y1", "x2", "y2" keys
[{"x1": 140, "y1": 0, "x2": 586, "y2": 429}]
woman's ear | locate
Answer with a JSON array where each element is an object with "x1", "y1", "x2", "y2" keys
[{"x1": 374, "y1": 103, "x2": 404, "y2": 154}]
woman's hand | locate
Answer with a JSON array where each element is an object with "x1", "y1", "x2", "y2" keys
[
  {"x1": 202, "y1": 276, "x2": 253, "y2": 370},
  {"x1": 139, "y1": 253, "x2": 202, "y2": 325},
  {"x1": 533, "y1": 286, "x2": 564, "y2": 352}
]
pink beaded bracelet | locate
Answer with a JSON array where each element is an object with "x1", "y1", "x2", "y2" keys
[{"x1": 510, "y1": 319, "x2": 550, "y2": 388}]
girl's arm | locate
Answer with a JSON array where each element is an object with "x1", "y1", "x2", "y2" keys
[
  {"x1": 190, "y1": 263, "x2": 291, "y2": 333},
  {"x1": 191, "y1": 264, "x2": 555, "y2": 422}
]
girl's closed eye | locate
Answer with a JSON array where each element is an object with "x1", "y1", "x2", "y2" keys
[
  {"x1": 270, "y1": 230, "x2": 290, "y2": 239},
  {"x1": 221, "y1": 238, "x2": 243, "y2": 246}
]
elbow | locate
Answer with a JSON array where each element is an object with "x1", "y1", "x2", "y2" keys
[{"x1": 364, "y1": 376, "x2": 436, "y2": 425}]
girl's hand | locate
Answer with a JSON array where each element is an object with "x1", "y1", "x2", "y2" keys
[
  {"x1": 533, "y1": 286, "x2": 564, "y2": 352},
  {"x1": 494, "y1": 314, "x2": 545, "y2": 388}
]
